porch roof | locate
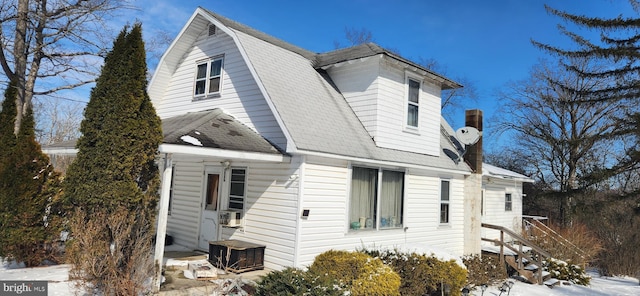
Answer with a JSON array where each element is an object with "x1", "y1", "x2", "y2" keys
[{"x1": 42, "y1": 109, "x2": 289, "y2": 162}]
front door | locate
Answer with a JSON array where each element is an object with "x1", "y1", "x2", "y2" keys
[{"x1": 198, "y1": 167, "x2": 223, "y2": 250}]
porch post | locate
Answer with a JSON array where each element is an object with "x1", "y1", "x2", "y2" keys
[{"x1": 154, "y1": 153, "x2": 173, "y2": 292}]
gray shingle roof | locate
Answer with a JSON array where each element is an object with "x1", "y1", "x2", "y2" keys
[
  {"x1": 139, "y1": 8, "x2": 470, "y2": 173},
  {"x1": 200, "y1": 8, "x2": 459, "y2": 90},
  {"x1": 163, "y1": 108, "x2": 283, "y2": 154},
  {"x1": 43, "y1": 109, "x2": 284, "y2": 156},
  {"x1": 227, "y1": 26, "x2": 468, "y2": 172},
  {"x1": 315, "y1": 43, "x2": 461, "y2": 90}
]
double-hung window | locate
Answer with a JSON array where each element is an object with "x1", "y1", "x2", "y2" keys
[
  {"x1": 440, "y1": 180, "x2": 450, "y2": 224},
  {"x1": 505, "y1": 193, "x2": 512, "y2": 211},
  {"x1": 194, "y1": 56, "x2": 224, "y2": 98},
  {"x1": 349, "y1": 167, "x2": 404, "y2": 230},
  {"x1": 229, "y1": 168, "x2": 246, "y2": 210},
  {"x1": 407, "y1": 78, "x2": 420, "y2": 128}
]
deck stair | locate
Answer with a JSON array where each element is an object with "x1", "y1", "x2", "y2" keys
[{"x1": 482, "y1": 223, "x2": 554, "y2": 285}]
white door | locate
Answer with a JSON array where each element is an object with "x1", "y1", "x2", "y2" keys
[{"x1": 198, "y1": 167, "x2": 223, "y2": 250}]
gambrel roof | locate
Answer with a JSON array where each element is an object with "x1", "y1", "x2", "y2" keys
[{"x1": 149, "y1": 7, "x2": 471, "y2": 173}]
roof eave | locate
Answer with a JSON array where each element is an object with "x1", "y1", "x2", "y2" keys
[{"x1": 159, "y1": 144, "x2": 290, "y2": 163}]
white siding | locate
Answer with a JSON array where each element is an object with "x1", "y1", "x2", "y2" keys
[
  {"x1": 167, "y1": 159, "x2": 204, "y2": 248},
  {"x1": 481, "y1": 179, "x2": 524, "y2": 241},
  {"x1": 326, "y1": 56, "x2": 442, "y2": 157},
  {"x1": 296, "y1": 157, "x2": 466, "y2": 268},
  {"x1": 221, "y1": 160, "x2": 301, "y2": 270},
  {"x1": 152, "y1": 27, "x2": 287, "y2": 149},
  {"x1": 376, "y1": 61, "x2": 441, "y2": 156},
  {"x1": 327, "y1": 57, "x2": 380, "y2": 138}
]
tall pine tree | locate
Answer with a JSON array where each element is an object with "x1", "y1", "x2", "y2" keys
[
  {"x1": 0, "y1": 80, "x2": 63, "y2": 266},
  {"x1": 533, "y1": 3, "x2": 640, "y2": 180},
  {"x1": 64, "y1": 23, "x2": 163, "y2": 294},
  {"x1": 533, "y1": 2, "x2": 640, "y2": 277}
]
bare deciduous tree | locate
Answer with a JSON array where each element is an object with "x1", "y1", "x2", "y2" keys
[
  {"x1": 0, "y1": 0, "x2": 131, "y2": 135},
  {"x1": 419, "y1": 57, "x2": 478, "y2": 126},
  {"x1": 494, "y1": 57, "x2": 631, "y2": 224},
  {"x1": 333, "y1": 27, "x2": 374, "y2": 49},
  {"x1": 33, "y1": 97, "x2": 82, "y2": 145}
]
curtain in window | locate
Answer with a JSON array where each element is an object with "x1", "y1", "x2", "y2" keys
[
  {"x1": 350, "y1": 167, "x2": 377, "y2": 228},
  {"x1": 380, "y1": 171, "x2": 403, "y2": 228}
]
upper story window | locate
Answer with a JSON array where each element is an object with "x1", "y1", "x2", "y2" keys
[
  {"x1": 349, "y1": 167, "x2": 404, "y2": 231},
  {"x1": 440, "y1": 180, "x2": 450, "y2": 224},
  {"x1": 194, "y1": 56, "x2": 224, "y2": 98},
  {"x1": 406, "y1": 78, "x2": 420, "y2": 128},
  {"x1": 505, "y1": 193, "x2": 512, "y2": 211}
]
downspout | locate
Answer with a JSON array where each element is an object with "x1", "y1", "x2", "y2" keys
[{"x1": 154, "y1": 153, "x2": 173, "y2": 292}]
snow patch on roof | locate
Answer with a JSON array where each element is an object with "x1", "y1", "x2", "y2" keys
[
  {"x1": 180, "y1": 135, "x2": 203, "y2": 146},
  {"x1": 483, "y1": 163, "x2": 534, "y2": 182}
]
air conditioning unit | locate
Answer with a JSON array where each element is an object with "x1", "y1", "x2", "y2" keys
[{"x1": 219, "y1": 210, "x2": 242, "y2": 227}]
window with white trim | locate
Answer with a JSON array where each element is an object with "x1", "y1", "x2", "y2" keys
[
  {"x1": 349, "y1": 167, "x2": 404, "y2": 230},
  {"x1": 228, "y1": 168, "x2": 246, "y2": 210},
  {"x1": 505, "y1": 193, "x2": 512, "y2": 211},
  {"x1": 407, "y1": 78, "x2": 420, "y2": 128},
  {"x1": 194, "y1": 56, "x2": 224, "y2": 98},
  {"x1": 440, "y1": 180, "x2": 450, "y2": 224}
]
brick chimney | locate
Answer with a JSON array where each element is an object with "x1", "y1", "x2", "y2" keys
[{"x1": 463, "y1": 109, "x2": 483, "y2": 174}]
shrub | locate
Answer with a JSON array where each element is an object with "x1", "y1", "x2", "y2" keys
[
  {"x1": 67, "y1": 206, "x2": 155, "y2": 295},
  {"x1": 255, "y1": 267, "x2": 343, "y2": 296},
  {"x1": 362, "y1": 248, "x2": 467, "y2": 296},
  {"x1": 524, "y1": 221, "x2": 600, "y2": 268},
  {"x1": 463, "y1": 253, "x2": 507, "y2": 287},
  {"x1": 544, "y1": 258, "x2": 590, "y2": 285},
  {"x1": 0, "y1": 81, "x2": 66, "y2": 267},
  {"x1": 309, "y1": 250, "x2": 401, "y2": 296}
]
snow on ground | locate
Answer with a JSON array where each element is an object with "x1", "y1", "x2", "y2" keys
[
  {"x1": 2, "y1": 258, "x2": 639, "y2": 295},
  {"x1": 0, "y1": 259, "x2": 80, "y2": 296},
  {"x1": 467, "y1": 271, "x2": 640, "y2": 296}
]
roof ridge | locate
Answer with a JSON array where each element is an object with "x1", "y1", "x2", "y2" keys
[{"x1": 199, "y1": 7, "x2": 317, "y2": 60}]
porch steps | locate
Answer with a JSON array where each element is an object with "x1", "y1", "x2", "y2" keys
[{"x1": 482, "y1": 223, "x2": 556, "y2": 286}]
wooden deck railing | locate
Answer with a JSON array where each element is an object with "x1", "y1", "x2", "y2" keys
[
  {"x1": 481, "y1": 223, "x2": 552, "y2": 284},
  {"x1": 522, "y1": 217, "x2": 591, "y2": 269}
]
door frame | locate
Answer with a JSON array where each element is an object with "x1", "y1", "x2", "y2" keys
[{"x1": 197, "y1": 165, "x2": 227, "y2": 250}]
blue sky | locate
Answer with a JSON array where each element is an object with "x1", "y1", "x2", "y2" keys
[{"x1": 116, "y1": 0, "x2": 635, "y2": 148}]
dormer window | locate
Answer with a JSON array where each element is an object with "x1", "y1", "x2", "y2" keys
[
  {"x1": 407, "y1": 78, "x2": 420, "y2": 128},
  {"x1": 194, "y1": 56, "x2": 224, "y2": 98}
]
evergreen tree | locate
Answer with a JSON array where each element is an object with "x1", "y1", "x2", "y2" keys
[
  {"x1": 533, "y1": 2, "x2": 640, "y2": 278},
  {"x1": 533, "y1": 2, "x2": 640, "y2": 181},
  {"x1": 0, "y1": 80, "x2": 63, "y2": 266},
  {"x1": 64, "y1": 23, "x2": 162, "y2": 294}
]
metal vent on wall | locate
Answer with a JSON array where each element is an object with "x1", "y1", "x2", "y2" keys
[{"x1": 208, "y1": 24, "x2": 217, "y2": 36}]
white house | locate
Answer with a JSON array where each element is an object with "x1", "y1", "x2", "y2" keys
[
  {"x1": 481, "y1": 163, "x2": 534, "y2": 242},
  {"x1": 43, "y1": 7, "x2": 532, "y2": 277}
]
